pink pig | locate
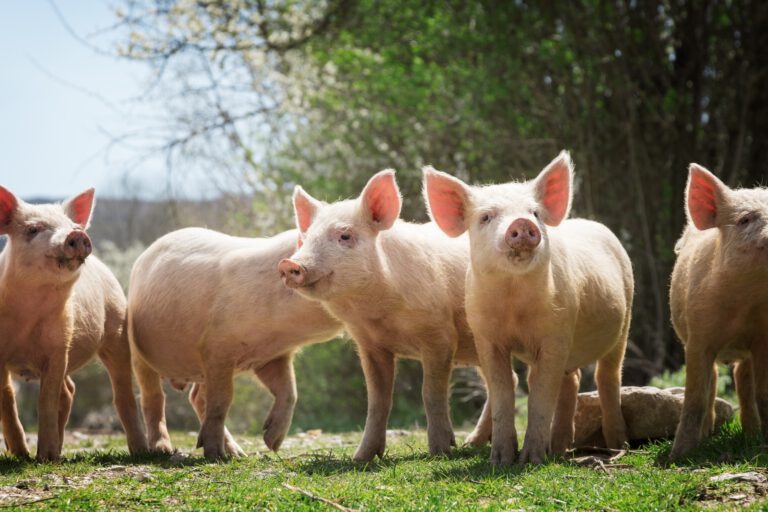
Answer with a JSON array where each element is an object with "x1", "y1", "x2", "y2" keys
[
  {"x1": 669, "y1": 164, "x2": 768, "y2": 458},
  {"x1": 128, "y1": 228, "x2": 342, "y2": 459},
  {"x1": 0, "y1": 186, "x2": 147, "y2": 461},
  {"x1": 278, "y1": 171, "x2": 491, "y2": 462},
  {"x1": 424, "y1": 151, "x2": 633, "y2": 464}
]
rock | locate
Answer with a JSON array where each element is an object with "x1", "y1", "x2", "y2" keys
[{"x1": 574, "y1": 386, "x2": 734, "y2": 447}]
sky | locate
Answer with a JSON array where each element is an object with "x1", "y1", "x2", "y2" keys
[{"x1": 0, "y1": 0, "x2": 169, "y2": 200}]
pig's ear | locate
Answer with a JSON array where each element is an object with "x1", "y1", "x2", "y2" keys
[
  {"x1": 533, "y1": 150, "x2": 573, "y2": 226},
  {"x1": 293, "y1": 186, "x2": 322, "y2": 234},
  {"x1": 360, "y1": 169, "x2": 401, "y2": 231},
  {"x1": 422, "y1": 166, "x2": 471, "y2": 237},
  {"x1": 686, "y1": 164, "x2": 729, "y2": 230},
  {"x1": 63, "y1": 188, "x2": 96, "y2": 229},
  {"x1": 0, "y1": 186, "x2": 19, "y2": 234}
]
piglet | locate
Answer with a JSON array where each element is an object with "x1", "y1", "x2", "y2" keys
[
  {"x1": 128, "y1": 228, "x2": 342, "y2": 459},
  {"x1": 0, "y1": 186, "x2": 147, "y2": 461},
  {"x1": 669, "y1": 164, "x2": 768, "y2": 459},
  {"x1": 278, "y1": 171, "x2": 490, "y2": 462},
  {"x1": 424, "y1": 151, "x2": 633, "y2": 464}
]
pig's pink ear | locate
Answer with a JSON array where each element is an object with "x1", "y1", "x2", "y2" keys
[
  {"x1": 63, "y1": 188, "x2": 96, "y2": 228},
  {"x1": 686, "y1": 164, "x2": 728, "y2": 230},
  {"x1": 360, "y1": 169, "x2": 401, "y2": 231},
  {"x1": 293, "y1": 186, "x2": 322, "y2": 234},
  {"x1": 422, "y1": 166, "x2": 471, "y2": 237},
  {"x1": 0, "y1": 185, "x2": 19, "y2": 234},
  {"x1": 533, "y1": 150, "x2": 573, "y2": 226}
]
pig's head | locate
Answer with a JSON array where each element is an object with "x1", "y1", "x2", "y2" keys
[
  {"x1": 0, "y1": 186, "x2": 95, "y2": 282},
  {"x1": 685, "y1": 163, "x2": 768, "y2": 260},
  {"x1": 423, "y1": 151, "x2": 573, "y2": 275},
  {"x1": 278, "y1": 170, "x2": 401, "y2": 300}
]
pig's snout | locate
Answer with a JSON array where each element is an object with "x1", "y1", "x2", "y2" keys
[
  {"x1": 278, "y1": 259, "x2": 307, "y2": 288},
  {"x1": 64, "y1": 231, "x2": 92, "y2": 260},
  {"x1": 505, "y1": 218, "x2": 541, "y2": 251}
]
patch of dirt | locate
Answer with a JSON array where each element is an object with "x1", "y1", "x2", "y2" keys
[{"x1": 693, "y1": 470, "x2": 768, "y2": 509}]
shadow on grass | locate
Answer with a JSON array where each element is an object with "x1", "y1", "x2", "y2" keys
[
  {"x1": 0, "y1": 450, "x2": 215, "y2": 475},
  {"x1": 292, "y1": 444, "x2": 494, "y2": 476},
  {"x1": 654, "y1": 420, "x2": 767, "y2": 468}
]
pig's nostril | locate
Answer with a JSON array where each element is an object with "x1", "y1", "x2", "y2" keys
[
  {"x1": 291, "y1": 269, "x2": 300, "y2": 276},
  {"x1": 511, "y1": 230, "x2": 519, "y2": 238}
]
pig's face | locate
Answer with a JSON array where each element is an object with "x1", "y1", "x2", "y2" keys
[
  {"x1": 686, "y1": 164, "x2": 768, "y2": 260},
  {"x1": 279, "y1": 170, "x2": 401, "y2": 300},
  {"x1": 423, "y1": 151, "x2": 573, "y2": 275},
  {"x1": 0, "y1": 186, "x2": 95, "y2": 281}
]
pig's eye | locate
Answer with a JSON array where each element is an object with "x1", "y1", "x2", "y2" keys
[
  {"x1": 340, "y1": 233, "x2": 351, "y2": 241},
  {"x1": 738, "y1": 213, "x2": 755, "y2": 226},
  {"x1": 533, "y1": 211, "x2": 540, "y2": 219},
  {"x1": 25, "y1": 226, "x2": 40, "y2": 237},
  {"x1": 338, "y1": 231, "x2": 355, "y2": 246},
  {"x1": 479, "y1": 213, "x2": 493, "y2": 225}
]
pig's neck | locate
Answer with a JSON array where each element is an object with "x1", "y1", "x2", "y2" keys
[
  {"x1": 0, "y1": 245, "x2": 76, "y2": 319},
  {"x1": 471, "y1": 257, "x2": 555, "y2": 301}
]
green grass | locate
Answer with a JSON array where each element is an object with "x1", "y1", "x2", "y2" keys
[{"x1": 0, "y1": 423, "x2": 766, "y2": 511}]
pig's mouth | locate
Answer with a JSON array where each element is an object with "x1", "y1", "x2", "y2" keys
[
  {"x1": 506, "y1": 249, "x2": 536, "y2": 265},
  {"x1": 295, "y1": 271, "x2": 334, "y2": 294},
  {"x1": 48, "y1": 254, "x2": 86, "y2": 271}
]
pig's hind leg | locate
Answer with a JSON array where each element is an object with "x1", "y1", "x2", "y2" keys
[
  {"x1": 188, "y1": 383, "x2": 245, "y2": 456},
  {"x1": 132, "y1": 354, "x2": 172, "y2": 453},
  {"x1": 196, "y1": 355, "x2": 235, "y2": 460},
  {"x1": 254, "y1": 355, "x2": 296, "y2": 453},
  {"x1": 550, "y1": 369, "x2": 581, "y2": 455},
  {"x1": 670, "y1": 344, "x2": 717, "y2": 459},
  {"x1": 595, "y1": 340, "x2": 628, "y2": 450},
  {"x1": 99, "y1": 335, "x2": 149, "y2": 455},
  {"x1": 463, "y1": 370, "x2": 492, "y2": 447},
  {"x1": 0, "y1": 368, "x2": 29, "y2": 458},
  {"x1": 734, "y1": 358, "x2": 760, "y2": 436},
  {"x1": 56, "y1": 377, "x2": 75, "y2": 450}
]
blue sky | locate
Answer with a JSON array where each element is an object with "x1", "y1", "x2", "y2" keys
[{"x1": 0, "y1": 1, "x2": 167, "y2": 200}]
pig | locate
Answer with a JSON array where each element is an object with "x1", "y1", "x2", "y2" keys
[
  {"x1": 669, "y1": 164, "x2": 768, "y2": 459},
  {"x1": 423, "y1": 151, "x2": 633, "y2": 465},
  {"x1": 0, "y1": 186, "x2": 147, "y2": 461},
  {"x1": 127, "y1": 227, "x2": 342, "y2": 459},
  {"x1": 278, "y1": 170, "x2": 492, "y2": 462}
]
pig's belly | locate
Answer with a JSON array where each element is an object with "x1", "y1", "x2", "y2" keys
[{"x1": 132, "y1": 329, "x2": 206, "y2": 382}]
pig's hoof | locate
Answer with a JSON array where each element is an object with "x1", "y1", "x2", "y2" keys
[
  {"x1": 428, "y1": 431, "x2": 456, "y2": 456},
  {"x1": 128, "y1": 438, "x2": 151, "y2": 456},
  {"x1": 263, "y1": 415, "x2": 290, "y2": 452},
  {"x1": 35, "y1": 448, "x2": 61, "y2": 463},
  {"x1": 226, "y1": 439, "x2": 247, "y2": 457},
  {"x1": 463, "y1": 429, "x2": 491, "y2": 448},
  {"x1": 149, "y1": 438, "x2": 174, "y2": 454},
  {"x1": 518, "y1": 445, "x2": 548, "y2": 465},
  {"x1": 489, "y1": 442, "x2": 517, "y2": 466},
  {"x1": 352, "y1": 441, "x2": 385, "y2": 462}
]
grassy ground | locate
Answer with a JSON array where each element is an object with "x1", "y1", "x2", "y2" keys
[{"x1": 0, "y1": 423, "x2": 766, "y2": 511}]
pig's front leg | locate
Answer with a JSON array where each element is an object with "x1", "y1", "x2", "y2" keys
[
  {"x1": 476, "y1": 338, "x2": 518, "y2": 465},
  {"x1": 254, "y1": 355, "x2": 296, "y2": 452},
  {"x1": 421, "y1": 347, "x2": 456, "y2": 456},
  {"x1": 37, "y1": 350, "x2": 68, "y2": 462},
  {"x1": 0, "y1": 367, "x2": 29, "y2": 459},
  {"x1": 353, "y1": 346, "x2": 395, "y2": 462},
  {"x1": 520, "y1": 344, "x2": 567, "y2": 465},
  {"x1": 669, "y1": 346, "x2": 716, "y2": 459},
  {"x1": 197, "y1": 359, "x2": 235, "y2": 460}
]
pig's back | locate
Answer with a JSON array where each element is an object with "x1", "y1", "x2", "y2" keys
[{"x1": 128, "y1": 228, "x2": 339, "y2": 378}]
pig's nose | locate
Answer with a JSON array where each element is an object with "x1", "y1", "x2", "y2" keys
[
  {"x1": 64, "y1": 231, "x2": 92, "y2": 259},
  {"x1": 278, "y1": 259, "x2": 307, "y2": 288},
  {"x1": 505, "y1": 218, "x2": 541, "y2": 250}
]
